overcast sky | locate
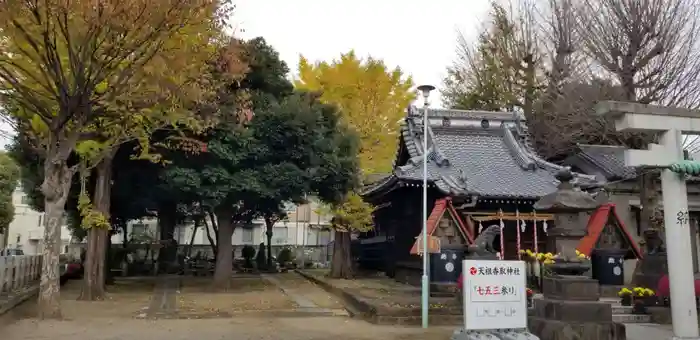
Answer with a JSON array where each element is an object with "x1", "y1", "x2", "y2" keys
[
  {"x1": 0, "y1": 0, "x2": 492, "y2": 149},
  {"x1": 234, "y1": 0, "x2": 492, "y2": 107}
]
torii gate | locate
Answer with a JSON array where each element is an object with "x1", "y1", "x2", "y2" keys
[{"x1": 597, "y1": 101, "x2": 700, "y2": 339}]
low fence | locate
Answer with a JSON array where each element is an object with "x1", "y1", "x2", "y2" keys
[
  {"x1": 0, "y1": 255, "x2": 41, "y2": 295},
  {"x1": 0, "y1": 255, "x2": 42, "y2": 316},
  {"x1": 67, "y1": 243, "x2": 334, "y2": 276}
]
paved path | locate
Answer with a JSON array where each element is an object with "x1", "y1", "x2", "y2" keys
[
  {"x1": 625, "y1": 323, "x2": 674, "y2": 340},
  {"x1": 146, "y1": 275, "x2": 180, "y2": 318},
  {"x1": 261, "y1": 273, "x2": 348, "y2": 316}
]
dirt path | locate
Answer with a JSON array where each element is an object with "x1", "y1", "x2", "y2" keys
[
  {"x1": 1, "y1": 275, "x2": 456, "y2": 339},
  {"x1": 3, "y1": 316, "x2": 454, "y2": 340}
]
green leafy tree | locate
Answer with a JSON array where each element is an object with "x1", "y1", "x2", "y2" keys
[
  {"x1": 163, "y1": 92, "x2": 359, "y2": 289},
  {"x1": 0, "y1": 152, "x2": 20, "y2": 243},
  {"x1": 0, "y1": 0, "x2": 240, "y2": 316}
]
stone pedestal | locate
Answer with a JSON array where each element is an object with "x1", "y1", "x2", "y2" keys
[{"x1": 529, "y1": 276, "x2": 626, "y2": 340}]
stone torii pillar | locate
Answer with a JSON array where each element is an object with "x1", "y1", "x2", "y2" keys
[{"x1": 597, "y1": 101, "x2": 699, "y2": 340}]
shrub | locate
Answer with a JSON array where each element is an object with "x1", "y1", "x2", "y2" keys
[
  {"x1": 242, "y1": 245, "x2": 256, "y2": 268},
  {"x1": 255, "y1": 242, "x2": 267, "y2": 270},
  {"x1": 277, "y1": 248, "x2": 292, "y2": 267}
]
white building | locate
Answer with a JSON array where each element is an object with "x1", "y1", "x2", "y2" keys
[
  {"x1": 2, "y1": 185, "x2": 72, "y2": 254},
  {"x1": 111, "y1": 199, "x2": 334, "y2": 249}
]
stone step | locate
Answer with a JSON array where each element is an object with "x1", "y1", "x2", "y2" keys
[
  {"x1": 611, "y1": 305, "x2": 633, "y2": 314},
  {"x1": 612, "y1": 314, "x2": 651, "y2": 323}
]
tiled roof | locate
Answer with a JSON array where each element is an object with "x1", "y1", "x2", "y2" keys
[
  {"x1": 409, "y1": 198, "x2": 474, "y2": 254},
  {"x1": 362, "y1": 106, "x2": 600, "y2": 199},
  {"x1": 576, "y1": 145, "x2": 638, "y2": 180},
  {"x1": 570, "y1": 144, "x2": 700, "y2": 182}
]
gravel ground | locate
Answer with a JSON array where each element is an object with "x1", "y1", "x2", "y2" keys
[{"x1": 3, "y1": 316, "x2": 455, "y2": 340}]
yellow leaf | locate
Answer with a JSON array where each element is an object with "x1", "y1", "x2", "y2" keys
[{"x1": 295, "y1": 52, "x2": 415, "y2": 174}]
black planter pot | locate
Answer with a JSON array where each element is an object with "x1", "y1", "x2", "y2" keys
[
  {"x1": 620, "y1": 295, "x2": 632, "y2": 306},
  {"x1": 644, "y1": 296, "x2": 658, "y2": 307},
  {"x1": 527, "y1": 296, "x2": 533, "y2": 308},
  {"x1": 632, "y1": 299, "x2": 648, "y2": 314}
]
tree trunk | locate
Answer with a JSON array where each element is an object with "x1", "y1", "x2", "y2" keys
[
  {"x1": 105, "y1": 235, "x2": 114, "y2": 285},
  {"x1": 639, "y1": 173, "x2": 664, "y2": 233},
  {"x1": 186, "y1": 218, "x2": 200, "y2": 257},
  {"x1": 37, "y1": 157, "x2": 74, "y2": 319},
  {"x1": 157, "y1": 203, "x2": 177, "y2": 273},
  {"x1": 329, "y1": 231, "x2": 353, "y2": 279},
  {"x1": 265, "y1": 217, "x2": 273, "y2": 269},
  {"x1": 203, "y1": 212, "x2": 218, "y2": 259},
  {"x1": 212, "y1": 209, "x2": 234, "y2": 290},
  {"x1": 158, "y1": 204, "x2": 177, "y2": 241},
  {"x1": 79, "y1": 155, "x2": 114, "y2": 300},
  {"x1": 121, "y1": 223, "x2": 128, "y2": 247}
]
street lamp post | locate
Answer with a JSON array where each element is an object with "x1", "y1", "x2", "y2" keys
[{"x1": 417, "y1": 84, "x2": 435, "y2": 329}]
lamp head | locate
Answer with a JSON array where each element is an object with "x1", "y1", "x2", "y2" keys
[{"x1": 417, "y1": 84, "x2": 435, "y2": 100}]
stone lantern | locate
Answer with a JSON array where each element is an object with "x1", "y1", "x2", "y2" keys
[
  {"x1": 529, "y1": 169, "x2": 625, "y2": 340},
  {"x1": 533, "y1": 168, "x2": 599, "y2": 276}
]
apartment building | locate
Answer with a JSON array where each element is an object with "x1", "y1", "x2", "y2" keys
[
  {"x1": 111, "y1": 199, "x2": 334, "y2": 248},
  {"x1": 2, "y1": 185, "x2": 72, "y2": 254}
]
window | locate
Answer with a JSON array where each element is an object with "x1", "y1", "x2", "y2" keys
[
  {"x1": 273, "y1": 226, "x2": 288, "y2": 245},
  {"x1": 283, "y1": 202, "x2": 297, "y2": 212},
  {"x1": 306, "y1": 228, "x2": 319, "y2": 245},
  {"x1": 131, "y1": 223, "x2": 147, "y2": 237},
  {"x1": 242, "y1": 228, "x2": 253, "y2": 244},
  {"x1": 318, "y1": 230, "x2": 332, "y2": 245},
  {"x1": 38, "y1": 215, "x2": 43, "y2": 227}
]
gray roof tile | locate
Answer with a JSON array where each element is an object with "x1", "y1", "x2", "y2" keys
[
  {"x1": 577, "y1": 145, "x2": 638, "y2": 180},
  {"x1": 362, "y1": 106, "x2": 600, "y2": 199}
]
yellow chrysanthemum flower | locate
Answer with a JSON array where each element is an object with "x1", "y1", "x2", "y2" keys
[{"x1": 618, "y1": 288, "x2": 633, "y2": 296}]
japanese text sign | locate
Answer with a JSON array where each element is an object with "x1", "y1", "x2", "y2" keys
[{"x1": 462, "y1": 259, "x2": 527, "y2": 330}]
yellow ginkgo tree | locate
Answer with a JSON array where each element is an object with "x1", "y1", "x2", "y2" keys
[
  {"x1": 295, "y1": 51, "x2": 414, "y2": 278},
  {"x1": 295, "y1": 51, "x2": 415, "y2": 174},
  {"x1": 0, "y1": 0, "x2": 246, "y2": 318}
]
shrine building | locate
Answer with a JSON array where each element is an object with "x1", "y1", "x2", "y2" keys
[{"x1": 358, "y1": 106, "x2": 642, "y2": 285}]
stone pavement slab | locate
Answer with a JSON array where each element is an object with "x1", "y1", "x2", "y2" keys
[{"x1": 625, "y1": 323, "x2": 673, "y2": 340}]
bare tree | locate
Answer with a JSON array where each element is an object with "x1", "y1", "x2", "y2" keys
[
  {"x1": 576, "y1": 0, "x2": 700, "y2": 232},
  {"x1": 578, "y1": 0, "x2": 700, "y2": 105}
]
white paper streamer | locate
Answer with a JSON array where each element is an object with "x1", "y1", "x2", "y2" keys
[{"x1": 543, "y1": 220, "x2": 548, "y2": 234}]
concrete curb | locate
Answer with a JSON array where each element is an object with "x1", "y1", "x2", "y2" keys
[
  {"x1": 295, "y1": 270, "x2": 466, "y2": 326},
  {"x1": 294, "y1": 270, "x2": 370, "y2": 318}
]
